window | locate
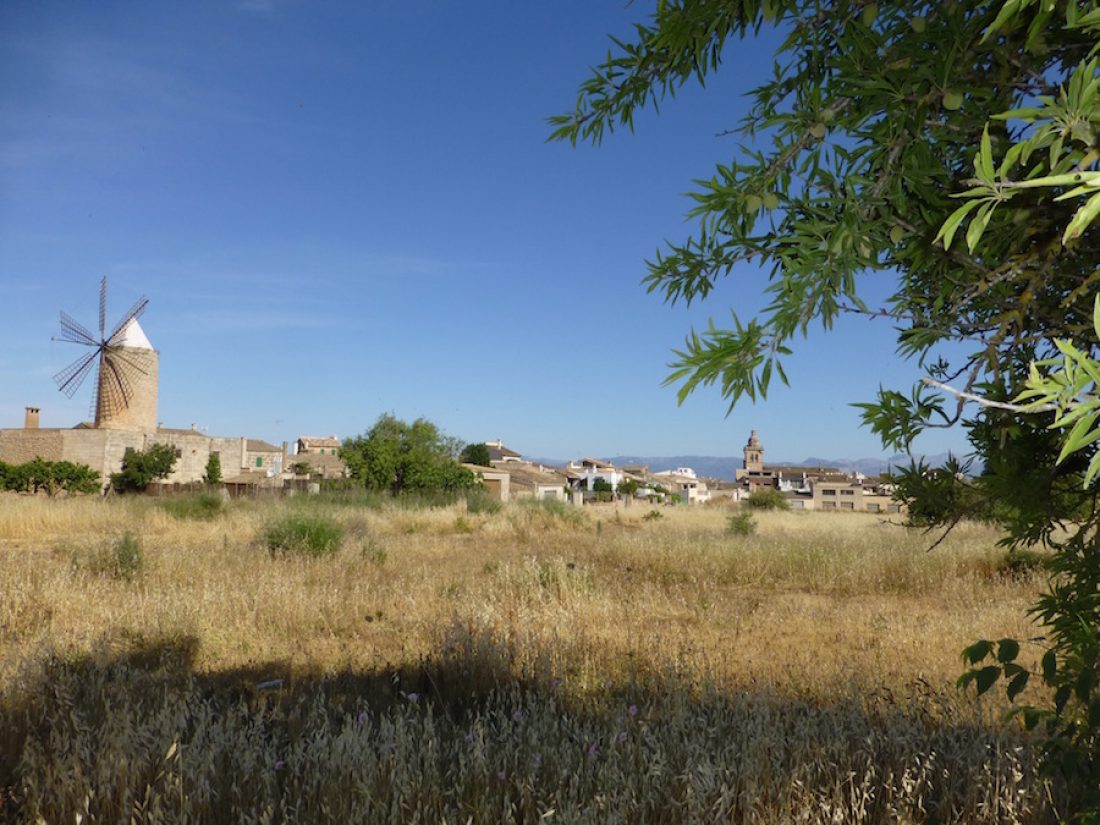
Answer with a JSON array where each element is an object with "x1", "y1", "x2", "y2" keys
[
  {"x1": 255, "y1": 457, "x2": 263, "y2": 468},
  {"x1": 841, "y1": 501, "x2": 855, "y2": 510},
  {"x1": 867, "y1": 503, "x2": 880, "y2": 513},
  {"x1": 821, "y1": 501, "x2": 836, "y2": 510},
  {"x1": 840, "y1": 489, "x2": 855, "y2": 496},
  {"x1": 822, "y1": 489, "x2": 836, "y2": 496}
]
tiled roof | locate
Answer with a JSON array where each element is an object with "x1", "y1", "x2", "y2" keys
[
  {"x1": 247, "y1": 439, "x2": 281, "y2": 453},
  {"x1": 298, "y1": 436, "x2": 341, "y2": 449}
]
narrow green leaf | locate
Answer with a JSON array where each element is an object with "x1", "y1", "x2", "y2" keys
[{"x1": 978, "y1": 126, "x2": 995, "y2": 184}]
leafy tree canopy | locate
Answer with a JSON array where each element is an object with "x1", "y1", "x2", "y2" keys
[
  {"x1": 340, "y1": 414, "x2": 479, "y2": 496},
  {"x1": 459, "y1": 442, "x2": 492, "y2": 467},
  {"x1": 111, "y1": 443, "x2": 178, "y2": 493},
  {"x1": 0, "y1": 458, "x2": 100, "y2": 496}
]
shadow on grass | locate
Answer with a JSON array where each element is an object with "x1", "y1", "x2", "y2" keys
[{"x1": 0, "y1": 626, "x2": 1069, "y2": 824}]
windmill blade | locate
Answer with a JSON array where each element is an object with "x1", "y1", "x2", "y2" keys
[
  {"x1": 54, "y1": 350, "x2": 100, "y2": 398},
  {"x1": 104, "y1": 344, "x2": 151, "y2": 379},
  {"x1": 106, "y1": 295, "x2": 149, "y2": 345},
  {"x1": 98, "y1": 346, "x2": 150, "y2": 414},
  {"x1": 99, "y1": 276, "x2": 107, "y2": 340},
  {"x1": 55, "y1": 311, "x2": 99, "y2": 346}
]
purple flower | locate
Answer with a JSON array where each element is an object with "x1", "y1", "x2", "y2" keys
[
  {"x1": 464, "y1": 732, "x2": 474, "y2": 743},
  {"x1": 617, "y1": 731, "x2": 628, "y2": 743},
  {"x1": 497, "y1": 770, "x2": 507, "y2": 781},
  {"x1": 274, "y1": 759, "x2": 285, "y2": 771},
  {"x1": 357, "y1": 710, "x2": 368, "y2": 724},
  {"x1": 604, "y1": 679, "x2": 612, "y2": 689},
  {"x1": 587, "y1": 743, "x2": 599, "y2": 761},
  {"x1": 550, "y1": 678, "x2": 562, "y2": 690},
  {"x1": 512, "y1": 710, "x2": 523, "y2": 722},
  {"x1": 628, "y1": 704, "x2": 638, "y2": 717},
  {"x1": 402, "y1": 691, "x2": 420, "y2": 704}
]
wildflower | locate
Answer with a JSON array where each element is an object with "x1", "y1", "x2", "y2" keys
[
  {"x1": 617, "y1": 731, "x2": 628, "y2": 743},
  {"x1": 401, "y1": 691, "x2": 420, "y2": 704},
  {"x1": 464, "y1": 732, "x2": 474, "y2": 743},
  {"x1": 628, "y1": 704, "x2": 638, "y2": 717},
  {"x1": 604, "y1": 679, "x2": 612, "y2": 689},
  {"x1": 497, "y1": 770, "x2": 507, "y2": 781},
  {"x1": 357, "y1": 710, "x2": 368, "y2": 724},
  {"x1": 274, "y1": 759, "x2": 285, "y2": 771},
  {"x1": 587, "y1": 742, "x2": 598, "y2": 761},
  {"x1": 512, "y1": 710, "x2": 523, "y2": 722}
]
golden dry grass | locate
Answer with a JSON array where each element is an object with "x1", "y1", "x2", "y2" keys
[{"x1": 0, "y1": 493, "x2": 1066, "y2": 822}]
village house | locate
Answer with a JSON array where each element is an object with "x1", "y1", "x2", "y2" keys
[{"x1": 651, "y1": 466, "x2": 711, "y2": 504}]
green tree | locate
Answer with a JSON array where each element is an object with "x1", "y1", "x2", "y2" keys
[
  {"x1": 459, "y1": 442, "x2": 492, "y2": 467},
  {"x1": 111, "y1": 443, "x2": 178, "y2": 493},
  {"x1": 203, "y1": 452, "x2": 223, "y2": 485},
  {"x1": 554, "y1": 0, "x2": 1099, "y2": 815},
  {"x1": 617, "y1": 477, "x2": 640, "y2": 497},
  {"x1": 0, "y1": 458, "x2": 99, "y2": 495},
  {"x1": 340, "y1": 414, "x2": 479, "y2": 496},
  {"x1": 591, "y1": 477, "x2": 614, "y2": 493}
]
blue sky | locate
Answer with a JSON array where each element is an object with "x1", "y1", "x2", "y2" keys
[{"x1": 0, "y1": 1, "x2": 972, "y2": 462}]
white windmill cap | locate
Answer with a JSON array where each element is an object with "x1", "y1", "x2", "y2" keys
[{"x1": 115, "y1": 318, "x2": 154, "y2": 350}]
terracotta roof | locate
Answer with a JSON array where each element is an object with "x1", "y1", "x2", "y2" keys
[
  {"x1": 289, "y1": 453, "x2": 347, "y2": 476},
  {"x1": 505, "y1": 464, "x2": 565, "y2": 487},
  {"x1": 486, "y1": 442, "x2": 522, "y2": 460},
  {"x1": 463, "y1": 462, "x2": 507, "y2": 475},
  {"x1": 298, "y1": 436, "x2": 341, "y2": 449},
  {"x1": 769, "y1": 465, "x2": 841, "y2": 476},
  {"x1": 247, "y1": 439, "x2": 281, "y2": 453},
  {"x1": 157, "y1": 427, "x2": 209, "y2": 437}
]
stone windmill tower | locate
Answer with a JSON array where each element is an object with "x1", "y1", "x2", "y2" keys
[{"x1": 53, "y1": 277, "x2": 158, "y2": 432}]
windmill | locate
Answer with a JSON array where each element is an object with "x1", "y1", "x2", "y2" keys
[{"x1": 53, "y1": 277, "x2": 159, "y2": 431}]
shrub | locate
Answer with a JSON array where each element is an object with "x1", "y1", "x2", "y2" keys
[
  {"x1": 998, "y1": 548, "x2": 1047, "y2": 580},
  {"x1": 160, "y1": 492, "x2": 225, "y2": 521},
  {"x1": 111, "y1": 444, "x2": 177, "y2": 493},
  {"x1": 592, "y1": 478, "x2": 613, "y2": 493},
  {"x1": 203, "y1": 453, "x2": 222, "y2": 485},
  {"x1": 465, "y1": 489, "x2": 502, "y2": 515},
  {"x1": 726, "y1": 510, "x2": 757, "y2": 536},
  {"x1": 746, "y1": 489, "x2": 790, "y2": 511},
  {"x1": 642, "y1": 509, "x2": 663, "y2": 521},
  {"x1": 264, "y1": 513, "x2": 344, "y2": 558},
  {"x1": 0, "y1": 458, "x2": 100, "y2": 495},
  {"x1": 84, "y1": 532, "x2": 144, "y2": 581}
]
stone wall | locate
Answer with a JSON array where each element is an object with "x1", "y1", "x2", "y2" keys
[{"x1": 0, "y1": 429, "x2": 65, "y2": 464}]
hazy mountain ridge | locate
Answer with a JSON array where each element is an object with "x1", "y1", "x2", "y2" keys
[{"x1": 527, "y1": 453, "x2": 972, "y2": 482}]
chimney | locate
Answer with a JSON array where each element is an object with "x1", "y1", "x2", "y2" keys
[
  {"x1": 24, "y1": 406, "x2": 40, "y2": 429},
  {"x1": 191, "y1": 423, "x2": 197, "y2": 431}
]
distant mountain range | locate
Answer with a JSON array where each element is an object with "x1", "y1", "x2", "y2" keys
[{"x1": 528, "y1": 452, "x2": 973, "y2": 482}]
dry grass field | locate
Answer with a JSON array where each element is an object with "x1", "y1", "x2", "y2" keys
[{"x1": 0, "y1": 493, "x2": 1067, "y2": 822}]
